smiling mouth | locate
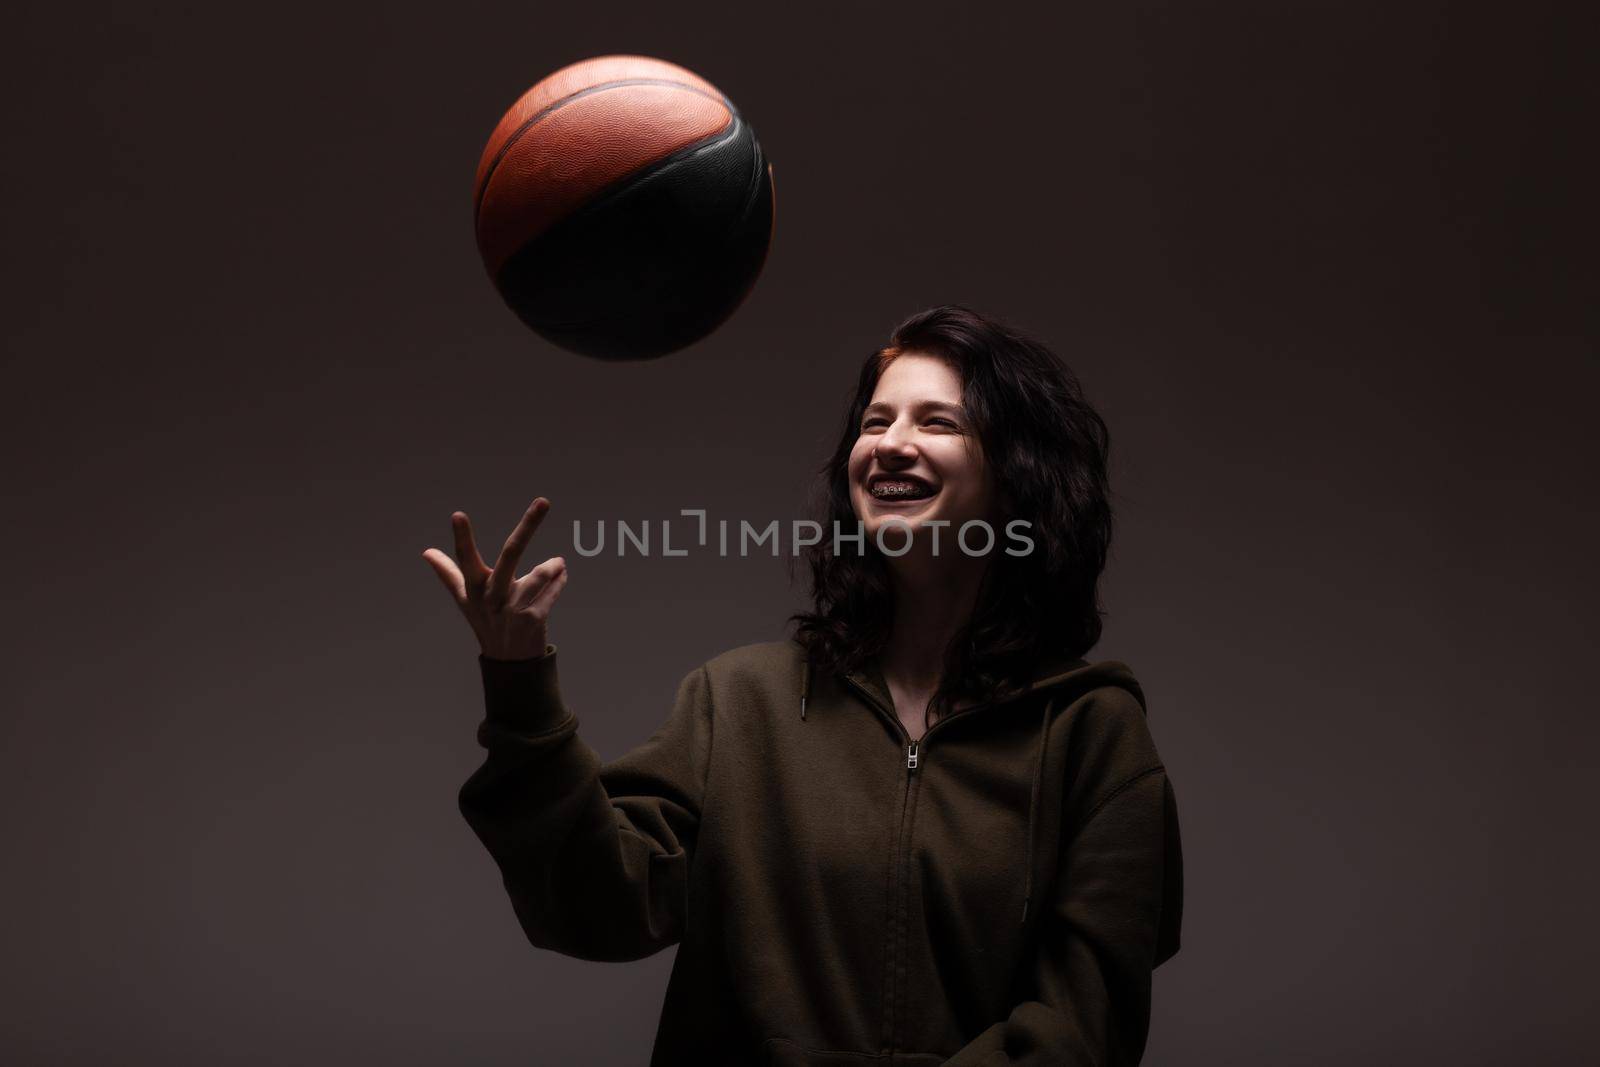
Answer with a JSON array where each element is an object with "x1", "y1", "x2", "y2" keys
[{"x1": 869, "y1": 477, "x2": 937, "y2": 502}]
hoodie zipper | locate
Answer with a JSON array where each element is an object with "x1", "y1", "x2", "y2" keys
[
  {"x1": 886, "y1": 736, "x2": 920, "y2": 1053},
  {"x1": 841, "y1": 674, "x2": 989, "y2": 1055}
]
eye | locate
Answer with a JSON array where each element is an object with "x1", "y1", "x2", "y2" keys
[
  {"x1": 861, "y1": 417, "x2": 888, "y2": 430},
  {"x1": 928, "y1": 418, "x2": 961, "y2": 430}
]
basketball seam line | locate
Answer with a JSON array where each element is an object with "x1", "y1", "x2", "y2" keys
[
  {"x1": 485, "y1": 111, "x2": 752, "y2": 275},
  {"x1": 473, "y1": 78, "x2": 735, "y2": 217}
]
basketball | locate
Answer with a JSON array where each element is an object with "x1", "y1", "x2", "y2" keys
[{"x1": 472, "y1": 55, "x2": 775, "y2": 360}]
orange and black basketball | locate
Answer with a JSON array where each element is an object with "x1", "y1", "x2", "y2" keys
[{"x1": 472, "y1": 55, "x2": 775, "y2": 360}]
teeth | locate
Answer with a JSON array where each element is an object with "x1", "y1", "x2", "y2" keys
[{"x1": 872, "y1": 481, "x2": 933, "y2": 498}]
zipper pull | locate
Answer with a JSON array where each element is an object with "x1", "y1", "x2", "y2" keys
[{"x1": 907, "y1": 740, "x2": 919, "y2": 771}]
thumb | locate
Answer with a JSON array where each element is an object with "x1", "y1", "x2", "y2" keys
[{"x1": 422, "y1": 548, "x2": 468, "y2": 604}]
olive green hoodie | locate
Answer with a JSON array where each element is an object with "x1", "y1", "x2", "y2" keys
[{"x1": 459, "y1": 638, "x2": 1183, "y2": 1065}]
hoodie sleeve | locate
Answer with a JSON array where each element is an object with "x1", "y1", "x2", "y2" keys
[
  {"x1": 457, "y1": 644, "x2": 714, "y2": 963},
  {"x1": 943, "y1": 704, "x2": 1184, "y2": 1067}
]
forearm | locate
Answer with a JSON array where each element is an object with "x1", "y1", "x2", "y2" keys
[{"x1": 457, "y1": 648, "x2": 711, "y2": 962}]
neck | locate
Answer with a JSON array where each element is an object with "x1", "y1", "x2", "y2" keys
[{"x1": 879, "y1": 547, "x2": 991, "y2": 693}]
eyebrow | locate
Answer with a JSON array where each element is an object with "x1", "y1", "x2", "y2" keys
[{"x1": 862, "y1": 399, "x2": 967, "y2": 417}]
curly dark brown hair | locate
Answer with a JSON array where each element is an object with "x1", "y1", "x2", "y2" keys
[{"x1": 788, "y1": 304, "x2": 1114, "y2": 728}]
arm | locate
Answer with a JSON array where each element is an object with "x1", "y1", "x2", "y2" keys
[
  {"x1": 457, "y1": 644, "x2": 715, "y2": 963},
  {"x1": 944, "y1": 758, "x2": 1184, "y2": 1066}
]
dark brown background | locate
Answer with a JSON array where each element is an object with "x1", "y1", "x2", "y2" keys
[{"x1": 4, "y1": 1, "x2": 1595, "y2": 1063}]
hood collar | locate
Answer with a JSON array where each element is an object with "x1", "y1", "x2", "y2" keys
[{"x1": 802, "y1": 646, "x2": 1144, "y2": 722}]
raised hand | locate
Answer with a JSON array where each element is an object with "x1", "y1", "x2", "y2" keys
[{"x1": 422, "y1": 496, "x2": 568, "y2": 661}]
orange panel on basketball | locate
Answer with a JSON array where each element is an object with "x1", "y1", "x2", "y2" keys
[
  {"x1": 475, "y1": 84, "x2": 732, "y2": 275},
  {"x1": 473, "y1": 55, "x2": 726, "y2": 203}
]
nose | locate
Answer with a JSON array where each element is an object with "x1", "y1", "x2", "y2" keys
[{"x1": 875, "y1": 417, "x2": 918, "y2": 465}]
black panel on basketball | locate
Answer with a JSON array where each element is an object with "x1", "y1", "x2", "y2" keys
[{"x1": 493, "y1": 114, "x2": 773, "y2": 361}]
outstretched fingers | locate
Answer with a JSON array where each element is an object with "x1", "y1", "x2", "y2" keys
[
  {"x1": 451, "y1": 511, "x2": 493, "y2": 595},
  {"x1": 488, "y1": 497, "x2": 550, "y2": 603}
]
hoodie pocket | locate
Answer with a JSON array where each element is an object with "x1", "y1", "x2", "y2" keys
[{"x1": 763, "y1": 1036, "x2": 945, "y2": 1066}]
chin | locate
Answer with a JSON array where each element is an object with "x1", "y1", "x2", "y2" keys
[{"x1": 864, "y1": 508, "x2": 945, "y2": 540}]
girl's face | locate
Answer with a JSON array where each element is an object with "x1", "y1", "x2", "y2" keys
[{"x1": 848, "y1": 352, "x2": 999, "y2": 550}]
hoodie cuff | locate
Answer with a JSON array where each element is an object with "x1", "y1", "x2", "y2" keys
[{"x1": 477, "y1": 643, "x2": 570, "y2": 734}]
